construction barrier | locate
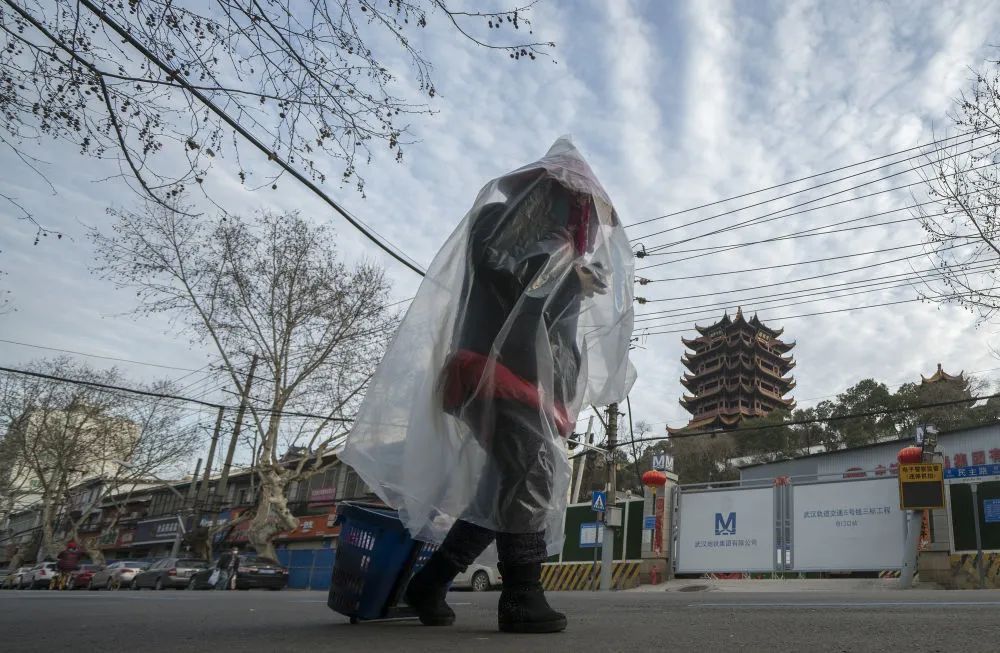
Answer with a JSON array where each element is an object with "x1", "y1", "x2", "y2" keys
[
  {"x1": 949, "y1": 553, "x2": 1000, "y2": 589},
  {"x1": 540, "y1": 561, "x2": 641, "y2": 591}
]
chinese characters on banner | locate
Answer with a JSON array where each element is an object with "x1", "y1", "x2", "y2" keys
[
  {"x1": 845, "y1": 449, "x2": 1000, "y2": 477},
  {"x1": 802, "y1": 507, "x2": 892, "y2": 518},
  {"x1": 694, "y1": 538, "x2": 758, "y2": 548}
]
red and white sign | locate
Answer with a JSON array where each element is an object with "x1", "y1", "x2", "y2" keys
[{"x1": 309, "y1": 487, "x2": 337, "y2": 504}]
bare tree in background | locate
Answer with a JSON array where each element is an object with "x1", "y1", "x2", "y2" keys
[
  {"x1": 92, "y1": 206, "x2": 395, "y2": 558},
  {"x1": 0, "y1": 0, "x2": 552, "y2": 237},
  {"x1": 916, "y1": 62, "x2": 1000, "y2": 323},
  {"x1": 63, "y1": 387, "x2": 200, "y2": 565},
  {"x1": 0, "y1": 357, "x2": 198, "y2": 559}
]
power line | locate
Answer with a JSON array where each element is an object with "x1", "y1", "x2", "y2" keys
[
  {"x1": 637, "y1": 188, "x2": 1000, "y2": 265},
  {"x1": 635, "y1": 292, "x2": 980, "y2": 338},
  {"x1": 795, "y1": 365, "x2": 1000, "y2": 404},
  {"x1": 636, "y1": 240, "x2": 975, "y2": 304},
  {"x1": 634, "y1": 269, "x2": 994, "y2": 331},
  {"x1": 637, "y1": 240, "x2": 942, "y2": 284},
  {"x1": 5, "y1": 0, "x2": 426, "y2": 276},
  {"x1": 0, "y1": 338, "x2": 210, "y2": 372},
  {"x1": 635, "y1": 211, "x2": 972, "y2": 273},
  {"x1": 618, "y1": 390, "x2": 1000, "y2": 444},
  {"x1": 633, "y1": 264, "x2": 995, "y2": 327},
  {"x1": 634, "y1": 258, "x2": 994, "y2": 321},
  {"x1": 634, "y1": 246, "x2": 996, "y2": 322},
  {"x1": 0, "y1": 365, "x2": 353, "y2": 421},
  {"x1": 625, "y1": 130, "x2": 980, "y2": 229},
  {"x1": 637, "y1": 154, "x2": 1000, "y2": 251}
]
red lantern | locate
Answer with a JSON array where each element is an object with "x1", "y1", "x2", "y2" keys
[
  {"x1": 642, "y1": 470, "x2": 667, "y2": 488},
  {"x1": 897, "y1": 446, "x2": 923, "y2": 464}
]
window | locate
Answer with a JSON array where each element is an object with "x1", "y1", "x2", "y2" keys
[{"x1": 341, "y1": 469, "x2": 369, "y2": 499}]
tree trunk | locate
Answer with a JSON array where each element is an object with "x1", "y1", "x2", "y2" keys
[
  {"x1": 246, "y1": 466, "x2": 296, "y2": 560},
  {"x1": 82, "y1": 535, "x2": 106, "y2": 566},
  {"x1": 39, "y1": 498, "x2": 59, "y2": 560}
]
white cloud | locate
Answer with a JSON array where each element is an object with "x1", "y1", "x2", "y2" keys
[{"x1": 2, "y1": 0, "x2": 1000, "y2": 445}]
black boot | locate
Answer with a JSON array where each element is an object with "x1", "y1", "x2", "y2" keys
[
  {"x1": 497, "y1": 562, "x2": 567, "y2": 634},
  {"x1": 404, "y1": 551, "x2": 462, "y2": 626}
]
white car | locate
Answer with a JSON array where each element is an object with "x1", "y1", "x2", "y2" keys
[
  {"x1": 451, "y1": 563, "x2": 500, "y2": 592},
  {"x1": 2, "y1": 567, "x2": 32, "y2": 589},
  {"x1": 23, "y1": 562, "x2": 58, "y2": 589}
]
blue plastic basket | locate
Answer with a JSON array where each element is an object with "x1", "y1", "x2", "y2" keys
[{"x1": 327, "y1": 503, "x2": 435, "y2": 622}]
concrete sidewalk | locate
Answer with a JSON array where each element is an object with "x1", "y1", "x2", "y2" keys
[{"x1": 628, "y1": 578, "x2": 942, "y2": 593}]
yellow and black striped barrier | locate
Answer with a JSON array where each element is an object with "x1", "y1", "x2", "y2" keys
[
  {"x1": 539, "y1": 561, "x2": 641, "y2": 591},
  {"x1": 951, "y1": 553, "x2": 1000, "y2": 589},
  {"x1": 878, "y1": 570, "x2": 901, "y2": 579}
]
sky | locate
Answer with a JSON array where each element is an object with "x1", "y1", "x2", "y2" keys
[{"x1": 3, "y1": 0, "x2": 1000, "y2": 457}]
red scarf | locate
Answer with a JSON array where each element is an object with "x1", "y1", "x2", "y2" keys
[{"x1": 443, "y1": 350, "x2": 572, "y2": 437}]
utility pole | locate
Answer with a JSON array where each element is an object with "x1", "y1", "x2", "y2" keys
[
  {"x1": 600, "y1": 403, "x2": 619, "y2": 591},
  {"x1": 195, "y1": 408, "x2": 225, "y2": 514},
  {"x1": 215, "y1": 355, "x2": 259, "y2": 504},
  {"x1": 573, "y1": 416, "x2": 595, "y2": 503},
  {"x1": 184, "y1": 458, "x2": 203, "y2": 508}
]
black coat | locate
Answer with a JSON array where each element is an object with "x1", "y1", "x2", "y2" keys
[{"x1": 454, "y1": 179, "x2": 585, "y2": 406}]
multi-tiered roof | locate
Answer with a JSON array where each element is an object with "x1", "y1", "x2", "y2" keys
[
  {"x1": 920, "y1": 363, "x2": 965, "y2": 386},
  {"x1": 668, "y1": 309, "x2": 796, "y2": 436}
]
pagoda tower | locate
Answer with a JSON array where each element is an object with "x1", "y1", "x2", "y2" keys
[
  {"x1": 668, "y1": 309, "x2": 796, "y2": 436},
  {"x1": 920, "y1": 363, "x2": 965, "y2": 386}
]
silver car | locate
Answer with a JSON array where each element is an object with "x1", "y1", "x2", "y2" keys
[
  {"x1": 88, "y1": 561, "x2": 149, "y2": 590},
  {"x1": 131, "y1": 557, "x2": 209, "y2": 590},
  {"x1": 451, "y1": 563, "x2": 500, "y2": 592}
]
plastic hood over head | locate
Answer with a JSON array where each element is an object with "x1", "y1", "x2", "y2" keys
[{"x1": 341, "y1": 137, "x2": 636, "y2": 555}]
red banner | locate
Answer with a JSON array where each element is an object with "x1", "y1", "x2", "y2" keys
[{"x1": 278, "y1": 509, "x2": 340, "y2": 541}]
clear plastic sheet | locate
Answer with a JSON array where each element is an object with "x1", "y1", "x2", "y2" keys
[{"x1": 341, "y1": 137, "x2": 635, "y2": 555}]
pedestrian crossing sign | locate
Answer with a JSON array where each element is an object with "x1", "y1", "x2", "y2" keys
[{"x1": 592, "y1": 491, "x2": 607, "y2": 512}]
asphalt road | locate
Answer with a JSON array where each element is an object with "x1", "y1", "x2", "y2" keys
[{"x1": 1, "y1": 587, "x2": 998, "y2": 652}]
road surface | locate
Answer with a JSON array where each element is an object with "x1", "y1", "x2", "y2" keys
[{"x1": 1, "y1": 587, "x2": 996, "y2": 652}]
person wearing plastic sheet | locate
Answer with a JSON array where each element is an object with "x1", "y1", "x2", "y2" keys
[{"x1": 403, "y1": 159, "x2": 620, "y2": 633}]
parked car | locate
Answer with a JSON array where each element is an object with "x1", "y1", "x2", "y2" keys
[
  {"x1": 3, "y1": 567, "x2": 33, "y2": 590},
  {"x1": 452, "y1": 563, "x2": 500, "y2": 592},
  {"x1": 88, "y1": 560, "x2": 149, "y2": 590},
  {"x1": 0, "y1": 567, "x2": 10, "y2": 588},
  {"x1": 24, "y1": 562, "x2": 58, "y2": 589},
  {"x1": 188, "y1": 553, "x2": 287, "y2": 591},
  {"x1": 132, "y1": 557, "x2": 209, "y2": 590},
  {"x1": 67, "y1": 564, "x2": 102, "y2": 590}
]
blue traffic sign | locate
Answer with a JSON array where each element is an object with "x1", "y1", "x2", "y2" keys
[
  {"x1": 643, "y1": 515, "x2": 657, "y2": 530},
  {"x1": 985, "y1": 499, "x2": 1000, "y2": 524},
  {"x1": 591, "y1": 491, "x2": 607, "y2": 512},
  {"x1": 580, "y1": 522, "x2": 603, "y2": 548},
  {"x1": 944, "y1": 463, "x2": 1000, "y2": 480}
]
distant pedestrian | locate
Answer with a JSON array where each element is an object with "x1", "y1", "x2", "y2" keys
[
  {"x1": 54, "y1": 540, "x2": 82, "y2": 590},
  {"x1": 214, "y1": 547, "x2": 240, "y2": 590}
]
